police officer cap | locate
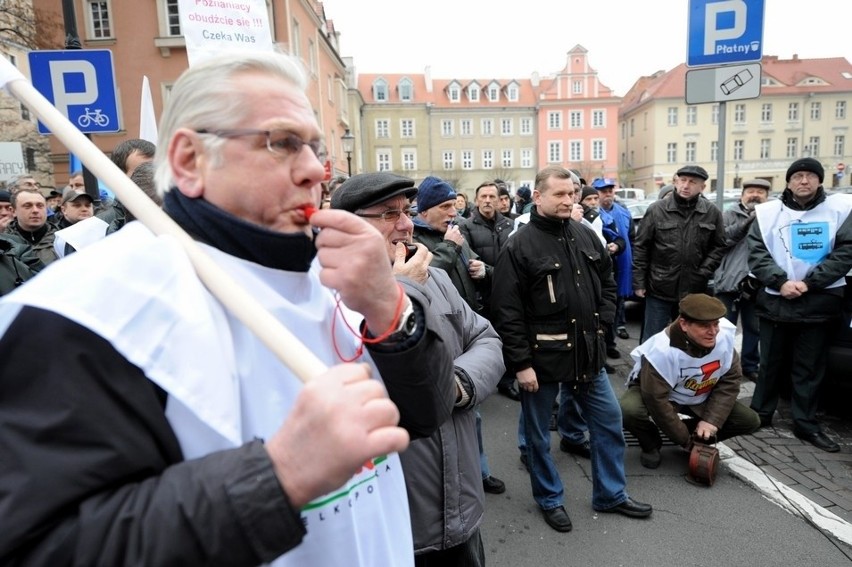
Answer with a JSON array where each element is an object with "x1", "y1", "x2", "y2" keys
[
  {"x1": 331, "y1": 172, "x2": 418, "y2": 213},
  {"x1": 678, "y1": 293, "x2": 727, "y2": 322},
  {"x1": 675, "y1": 165, "x2": 709, "y2": 181}
]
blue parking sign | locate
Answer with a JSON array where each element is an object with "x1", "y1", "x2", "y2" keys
[
  {"x1": 687, "y1": 0, "x2": 765, "y2": 67},
  {"x1": 28, "y1": 50, "x2": 120, "y2": 134}
]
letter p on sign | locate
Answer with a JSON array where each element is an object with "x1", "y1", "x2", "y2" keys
[
  {"x1": 704, "y1": 0, "x2": 746, "y2": 55},
  {"x1": 49, "y1": 60, "x2": 98, "y2": 118}
]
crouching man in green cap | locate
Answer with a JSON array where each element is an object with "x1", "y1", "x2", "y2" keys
[{"x1": 620, "y1": 293, "x2": 760, "y2": 469}]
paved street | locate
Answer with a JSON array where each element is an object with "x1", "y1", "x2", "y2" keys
[{"x1": 476, "y1": 306, "x2": 852, "y2": 566}]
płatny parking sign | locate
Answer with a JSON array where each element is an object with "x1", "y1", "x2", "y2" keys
[
  {"x1": 28, "y1": 50, "x2": 120, "y2": 134},
  {"x1": 687, "y1": 0, "x2": 765, "y2": 68}
]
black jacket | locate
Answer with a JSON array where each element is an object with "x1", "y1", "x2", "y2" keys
[
  {"x1": 748, "y1": 187, "x2": 852, "y2": 323},
  {"x1": 632, "y1": 193, "x2": 725, "y2": 302},
  {"x1": 491, "y1": 209, "x2": 616, "y2": 383},
  {"x1": 459, "y1": 209, "x2": 513, "y2": 318}
]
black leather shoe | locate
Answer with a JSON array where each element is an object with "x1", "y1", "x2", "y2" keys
[
  {"x1": 559, "y1": 438, "x2": 591, "y2": 459},
  {"x1": 640, "y1": 448, "x2": 661, "y2": 469},
  {"x1": 597, "y1": 497, "x2": 653, "y2": 518},
  {"x1": 519, "y1": 453, "x2": 529, "y2": 472},
  {"x1": 604, "y1": 362, "x2": 616, "y2": 373},
  {"x1": 482, "y1": 475, "x2": 506, "y2": 494},
  {"x1": 744, "y1": 371, "x2": 759, "y2": 382},
  {"x1": 606, "y1": 347, "x2": 621, "y2": 358},
  {"x1": 616, "y1": 326, "x2": 630, "y2": 339},
  {"x1": 758, "y1": 414, "x2": 773, "y2": 428},
  {"x1": 794, "y1": 430, "x2": 840, "y2": 453},
  {"x1": 542, "y1": 506, "x2": 573, "y2": 532},
  {"x1": 498, "y1": 384, "x2": 521, "y2": 402}
]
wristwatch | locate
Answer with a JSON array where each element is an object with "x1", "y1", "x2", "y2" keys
[{"x1": 386, "y1": 300, "x2": 417, "y2": 342}]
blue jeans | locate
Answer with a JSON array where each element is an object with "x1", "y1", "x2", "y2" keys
[
  {"x1": 517, "y1": 384, "x2": 588, "y2": 449},
  {"x1": 475, "y1": 409, "x2": 490, "y2": 479},
  {"x1": 521, "y1": 370, "x2": 628, "y2": 511},
  {"x1": 717, "y1": 292, "x2": 760, "y2": 374},
  {"x1": 640, "y1": 295, "x2": 679, "y2": 343}
]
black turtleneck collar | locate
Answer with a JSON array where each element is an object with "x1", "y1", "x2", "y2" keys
[
  {"x1": 12, "y1": 221, "x2": 48, "y2": 244},
  {"x1": 529, "y1": 207, "x2": 571, "y2": 234},
  {"x1": 672, "y1": 191, "x2": 699, "y2": 209},
  {"x1": 163, "y1": 189, "x2": 317, "y2": 272},
  {"x1": 781, "y1": 186, "x2": 825, "y2": 211}
]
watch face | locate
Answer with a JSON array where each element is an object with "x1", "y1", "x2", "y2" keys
[{"x1": 404, "y1": 312, "x2": 417, "y2": 334}]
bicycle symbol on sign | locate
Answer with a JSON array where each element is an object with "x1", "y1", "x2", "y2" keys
[{"x1": 77, "y1": 107, "x2": 110, "y2": 128}]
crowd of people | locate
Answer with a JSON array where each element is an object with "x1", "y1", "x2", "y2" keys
[{"x1": 0, "y1": 49, "x2": 850, "y2": 566}]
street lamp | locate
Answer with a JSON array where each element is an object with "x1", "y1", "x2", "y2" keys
[{"x1": 341, "y1": 129, "x2": 355, "y2": 176}]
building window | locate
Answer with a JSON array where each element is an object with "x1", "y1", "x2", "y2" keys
[
  {"x1": 761, "y1": 103, "x2": 772, "y2": 122},
  {"x1": 836, "y1": 101, "x2": 847, "y2": 120},
  {"x1": 710, "y1": 141, "x2": 718, "y2": 162},
  {"x1": 468, "y1": 85, "x2": 479, "y2": 102},
  {"x1": 760, "y1": 138, "x2": 771, "y2": 159},
  {"x1": 685, "y1": 141, "x2": 696, "y2": 162},
  {"x1": 441, "y1": 119, "x2": 454, "y2": 137},
  {"x1": 164, "y1": 0, "x2": 180, "y2": 35},
  {"x1": 570, "y1": 110, "x2": 583, "y2": 129},
  {"x1": 686, "y1": 106, "x2": 697, "y2": 125},
  {"x1": 507, "y1": 85, "x2": 519, "y2": 101},
  {"x1": 521, "y1": 148, "x2": 533, "y2": 168},
  {"x1": 630, "y1": 118, "x2": 635, "y2": 136},
  {"x1": 399, "y1": 79, "x2": 413, "y2": 102},
  {"x1": 734, "y1": 104, "x2": 745, "y2": 124},
  {"x1": 377, "y1": 151, "x2": 391, "y2": 172},
  {"x1": 547, "y1": 111, "x2": 562, "y2": 130},
  {"x1": 400, "y1": 119, "x2": 414, "y2": 138},
  {"x1": 482, "y1": 150, "x2": 494, "y2": 169},
  {"x1": 488, "y1": 85, "x2": 499, "y2": 102},
  {"x1": 307, "y1": 40, "x2": 317, "y2": 75},
  {"x1": 376, "y1": 119, "x2": 389, "y2": 138},
  {"x1": 461, "y1": 119, "x2": 472, "y2": 136},
  {"x1": 501, "y1": 149, "x2": 513, "y2": 168},
  {"x1": 462, "y1": 150, "x2": 473, "y2": 170},
  {"x1": 373, "y1": 79, "x2": 388, "y2": 102},
  {"x1": 87, "y1": 1, "x2": 112, "y2": 38},
  {"x1": 834, "y1": 135, "x2": 845, "y2": 157},
  {"x1": 666, "y1": 142, "x2": 677, "y2": 163},
  {"x1": 592, "y1": 139, "x2": 605, "y2": 161},
  {"x1": 25, "y1": 148, "x2": 36, "y2": 171},
  {"x1": 592, "y1": 109, "x2": 605, "y2": 128},
  {"x1": 572, "y1": 80, "x2": 582, "y2": 94},
  {"x1": 481, "y1": 118, "x2": 493, "y2": 136},
  {"x1": 786, "y1": 137, "x2": 798, "y2": 158},
  {"x1": 520, "y1": 118, "x2": 532, "y2": 135},
  {"x1": 788, "y1": 102, "x2": 799, "y2": 121},
  {"x1": 733, "y1": 139, "x2": 744, "y2": 160},
  {"x1": 807, "y1": 136, "x2": 820, "y2": 157},
  {"x1": 711, "y1": 104, "x2": 719, "y2": 125},
  {"x1": 449, "y1": 85, "x2": 460, "y2": 102},
  {"x1": 443, "y1": 150, "x2": 454, "y2": 170},
  {"x1": 291, "y1": 20, "x2": 301, "y2": 58},
  {"x1": 667, "y1": 107, "x2": 678, "y2": 126},
  {"x1": 402, "y1": 150, "x2": 416, "y2": 171},
  {"x1": 810, "y1": 101, "x2": 821, "y2": 120},
  {"x1": 548, "y1": 141, "x2": 562, "y2": 163},
  {"x1": 501, "y1": 118, "x2": 513, "y2": 135},
  {"x1": 569, "y1": 140, "x2": 582, "y2": 162}
]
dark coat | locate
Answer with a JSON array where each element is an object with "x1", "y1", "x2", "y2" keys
[
  {"x1": 632, "y1": 194, "x2": 725, "y2": 302},
  {"x1": 492, "y1": 209, "x2": 616, "y2": 383}
]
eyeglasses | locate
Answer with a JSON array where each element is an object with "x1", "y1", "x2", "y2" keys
[
  {"x1": 790, "y1": 171, "x2": 819, "y2": 182},
  {"x1": 195, "y1": 128, "x2": 327, "y2": 161},
  {"x1": 355, "y1": 207, "x2": 413, "y2": 222}
]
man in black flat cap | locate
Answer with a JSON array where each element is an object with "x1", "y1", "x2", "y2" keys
[
  {"x1": 332, "y1": 171, "x2": 503, "y2": 566},
  {"x1": 747, "y1": 157, "x2": 852, "y2": 452},
  {"x1": 633, "y1": 164, "x2": 725, "y2": 342},
  {"x1": 621, "y1": 293, "x2": 760, "y2": 469}
]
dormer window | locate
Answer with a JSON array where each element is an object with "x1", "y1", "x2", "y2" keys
[
  {"x1": 399, "y1": 78, "x2": 413, "y2": 101},
  {"x1": 373, "y1": 78, "x2": 388, "y2": 102},
  {"x1": 506, "y1": 83, "x2": 519, "y2": 102},
  {"x1": 488, "y1": 84, "x2": 499, "y2": 102},
  {"x1": 468, "y1": 84, "x2": 480, "y2": 102},
  {"x1": 448, "y1": 83, "x2": 460, "y2": 103}
]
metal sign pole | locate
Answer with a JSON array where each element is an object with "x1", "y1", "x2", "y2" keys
[{"x1": 715, "y1": 101, "x2": 726, "y2": 208}]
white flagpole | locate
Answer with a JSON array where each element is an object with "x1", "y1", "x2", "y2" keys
[
  {"x1": 1, "y1": 60, "x2": 325, "y2": 384},
  {"x1": 139, "y1": 75, "x2": 158, "y2": 143}
]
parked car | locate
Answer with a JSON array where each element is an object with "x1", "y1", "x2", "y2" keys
[{"x1": 615, "y1": 187, "x2": 645, "y2": 201}]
